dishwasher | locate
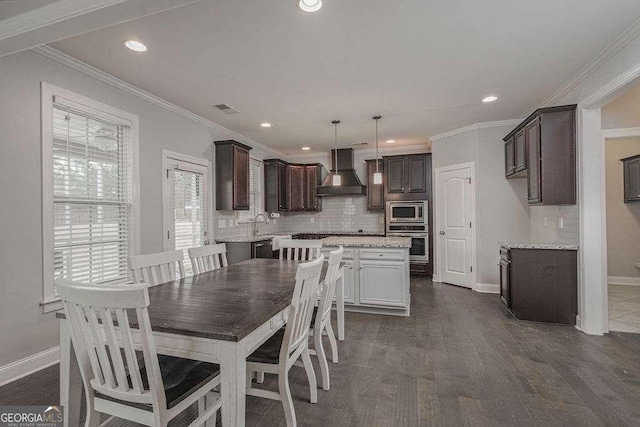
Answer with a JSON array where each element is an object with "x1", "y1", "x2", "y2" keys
[{"x1": 252, "y1": 239, "x2": 274, "y2": 259}]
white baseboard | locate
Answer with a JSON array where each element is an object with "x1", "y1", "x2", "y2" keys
[
  {"x1": 474, "y1": 283, "x2": 500, "y2": 294},
  {"x1": 0, "y1": 347, "x2": 59, "y2": 387},
  {"x1": 608, "y1": 276, "x2": 640, "y2": 286},
  {"x1": 432, "y1": 274, "x2": 441, "y2": 283}
]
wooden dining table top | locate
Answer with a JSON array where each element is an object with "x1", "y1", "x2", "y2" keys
[{"x1": 57, "y1": 258, "x2": 334, "y2": 342}]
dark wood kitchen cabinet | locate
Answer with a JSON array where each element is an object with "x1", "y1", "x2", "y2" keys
[
  {"x1": 622, "y1": 154, "x2": 640, "y2": 203},
  {"x1": 501, "y1": 247, "x2": 577, "y2": 325},
  {"x1": 504, "y1": 105, "x2": 576, "y2": 205},
  {"x1": 365, "y1": 159, "x2": 384, "y2": 210},
  {"x1": 264, "y1": 159, "x2": 326, "y2": 212},
  {"x1": 215, "y1": 140, "x2": 252, "y2": 210},
  {"x1": 288, "y1": 164, "x2": 306, "y2": 211},
  {"x1": 264, "y1": 159, "x2": 289, "y2": 212},
  {"x1": 383, "y1": 153, "x2": 432, "y2": 201},
  {"x1": 304, "y1": 164, "x2": 325, "y2": 211}
]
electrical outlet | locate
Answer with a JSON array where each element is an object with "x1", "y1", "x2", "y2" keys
[
  {"x1": 217, "y1": 219, "x2": 226, "y2": 229},
  {"x1": 310, "y1": 217, "x2": 315, "y2": 223},
  {"x1": 272, "y1": 219, "x2": 277, "y2": 225},
  {"x1": 559, "y1": 217, "x2": 564, "y2": 229},
  {"x1": 379, "y1": 217, "x2": 384, "y2": 224},
  {"x1": 544, "y1": 217, "x2": 548, "y2": 227}
]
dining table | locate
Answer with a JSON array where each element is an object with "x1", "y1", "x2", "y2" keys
[{"x1": 57, "y1": 258, "x2": 345, "y2": 427}]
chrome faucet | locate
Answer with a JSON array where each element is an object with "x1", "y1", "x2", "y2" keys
[{"x1": 254, "y1": 213, "x2": 269, "y2": 236}]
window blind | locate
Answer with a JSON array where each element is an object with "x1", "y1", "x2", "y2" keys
[
  {"x1": 169, "y1": 167, "x2": 207, "y2": 276},
  {"x1": 52, "y1": 101, "x2": 132, "y2": 290},
  {"x1": 238, "y1": 159, "x2": 264, "y2": 222}
]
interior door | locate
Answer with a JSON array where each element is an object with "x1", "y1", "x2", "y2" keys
[
  {"x1": 438, "y1": 166, "x2": 473, "y2": 288},
  {"x1": 164, "y1": 157, "x2": 210, "y2": 276}
]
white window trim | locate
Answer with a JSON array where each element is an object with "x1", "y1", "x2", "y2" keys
[
  {"x1": 161, "y1": 149, "x2": 213, "y2": 251},
  {"x1": 40, "y1": 82, "x2": 140, "y2": 313},
  {"x1": 237, "y1": 157, "x2": 266, "y2": 223}
]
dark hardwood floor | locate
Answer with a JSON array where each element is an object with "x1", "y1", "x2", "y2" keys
[{"x1": 2, "y1": 278, "x2": 640, "y2": 426}]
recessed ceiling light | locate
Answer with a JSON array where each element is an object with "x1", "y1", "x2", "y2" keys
[
  {"x1": 386, "y1": 139, "x2": 396, "y2": 144},
  {"x1": 482, "y1": 95, "x2": 498, "y2": 103},
  {"x1": 260, "y1": 122, "x2": 272, "y2": 128},
  {"x1": 299, "y1": 0, "x2": 322, "y2": 12},
  {"x1": 302, "y1": 147, "x2": 311, "y2": 150},
  {"x1": 125, "y1": 40, "x2": 147, "y2": 52}
]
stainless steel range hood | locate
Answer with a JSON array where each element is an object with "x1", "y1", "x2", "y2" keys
[{"x1": 317, "y1": 148, "x2": 367, "y2": 196}]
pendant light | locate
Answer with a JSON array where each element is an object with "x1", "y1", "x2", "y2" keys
[
  {"x1": 299, "y1": 0, "x2": 322, "y2": 12},
  {"x1": 332, "y1": 120, "x2": 341, "y2": 186},
  {"x1": 373, "y1": 115, "x2": 383, "y2": 185}
]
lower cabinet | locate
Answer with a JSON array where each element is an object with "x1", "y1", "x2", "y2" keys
[
  {"x1": 322, "y1": 246, "x2": 410, "y2": 311},
  {"x1": 358, "y1": 260, "x2": 407, "y2": 307}
]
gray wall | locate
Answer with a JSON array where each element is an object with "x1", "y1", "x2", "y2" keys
[
  {"x1": 431, "y1": 125, "x2": 530, "y2": 286},
  {"x1": 0, "y1": 50, "x2": 273, "y2": 366}
]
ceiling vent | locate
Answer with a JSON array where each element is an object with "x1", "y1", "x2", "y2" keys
[
  {"x1": 352, "y1": 142, "x2": 368, "y2": 146},
  {"x1": 213, "y1": 103, "x2": 240, "y2": 115}
]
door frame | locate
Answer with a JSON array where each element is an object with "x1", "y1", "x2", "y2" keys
[
  {"x1": 433, "y1": 161, "x2": 477, "y2": 289},
  {"x1": 162, "y1": 149, "x2": 213, "y2": 251},
  {"x1": 576, "y1": 62, "x2": 640, "y2": 335}
]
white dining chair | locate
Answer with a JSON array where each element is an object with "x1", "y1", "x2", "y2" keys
[
  {"x1": 309, "y1": 246, "x2": 343, "y2": 390},
  {"x1": 129, "y1": 250, "x2": 185, "y2": 286},
  {"x1": 278, "y1": 239, "x2": 322, "y2": 261},
  {"x1": 188, "y1": 243, "x2": 229, "y2": 274},
  {"x1": 245, "y1": 255, "x2": 325, "y2": 427},
  {"x1": 57, "y1": 279, "x2": 222, "y2": 427}
]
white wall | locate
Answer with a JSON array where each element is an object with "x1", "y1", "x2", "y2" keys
[
  {"x1": 431, "y1": 125, "x2": 530, "y2": 287},
  {"x1": 0, "y1": 49, "x2": 271, "y2": 367}
]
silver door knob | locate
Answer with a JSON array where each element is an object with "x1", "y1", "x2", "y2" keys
[{"x1": 439, "y1": 231, "x2": 445, "y2": 235}]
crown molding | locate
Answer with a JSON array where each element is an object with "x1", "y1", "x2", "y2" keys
[
  {"x1": 429, "y1": 119, "x2": 522, "y2": 142},
  {"x1": 31, "y1": 45, "x2": 285, "y2": 158},
  {"x1": 602, "y1": 127, "x2": 640, "y2": 139},
  {"x1": 283, "y1": 143, "x2": 431, "y2": 161},
  {"x1": 542, "y1": 19, "x2": 640, "y2": 107},
  {"x1": 0, "y1": 0, "x2": 127, "y2": 41}
]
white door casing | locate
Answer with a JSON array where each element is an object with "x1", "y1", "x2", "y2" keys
[{"x1": 436, "y1": 163, "x2": 475, "y2": 288}]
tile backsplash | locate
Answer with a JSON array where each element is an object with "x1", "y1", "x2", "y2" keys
[
  {"x1": 530, "y1": 204, "x2": 579, "y2": 245},
  {"x1": 280, "y1": 196, "x2": 384, "y2": 234}
]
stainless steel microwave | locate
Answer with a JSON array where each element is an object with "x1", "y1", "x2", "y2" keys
[{"x1": 386, "y1": 201, "x2": 428, "y2": 223}]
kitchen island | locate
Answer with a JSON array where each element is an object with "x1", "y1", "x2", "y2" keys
[{"x1": 320, "y1": 235, "x2": 412, "y2": 317}]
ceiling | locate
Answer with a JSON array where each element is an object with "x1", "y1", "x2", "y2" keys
[{"x1": 50, "y1": 0, "x2": 640, "y2": 154}]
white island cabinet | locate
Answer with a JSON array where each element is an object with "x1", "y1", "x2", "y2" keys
[{"x1": 320, "y1": 236, "x2": 411, "y2": 316}]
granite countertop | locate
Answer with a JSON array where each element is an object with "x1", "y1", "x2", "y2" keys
[
  {"x1": 215, "y1": 234, "x2": 291, "y2": 243},
  {"x1": 321, "y1": 236, "x2": 411, "y2": 248},
  {"x1": 500, "y1": 242, "x2": 579, "y2": 251},
  {"x1": 302, "y1": 231, "x2": 386, "y2": 236}
]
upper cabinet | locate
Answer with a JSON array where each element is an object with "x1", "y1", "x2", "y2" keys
[
  {"x1": 622, "y1": 154, "x2": 640, "y2": 203},
  {"x1": 215, "y1": 140, "x2": 252, "y2": 210},
  {"x1": 264, "y1": 159, "x2": 327, "y2": 212},
  {"x1": 503, "y1": 105, "x2": 577, "y2": 205},
  {"x1": 383, "y1": 153, "x2": 432, "y2": 201},
  {"x1": 304, "y1": 164, "x2": 325, "y2": 211},
  {"x1": 264, "y1": 159, "x2": 289, "y2": 212},
  {"x1": 365, "y1": 159, "x2": 384, "y2": 210}
]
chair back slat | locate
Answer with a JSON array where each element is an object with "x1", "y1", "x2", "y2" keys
[
  {"x1": 188, "y1": 244, "x2": 228, "y2": 274},
  {"x1": 129, "y1": 250, "x2": 185, "y2": 286},
  {"x1": 318, "y1": 246, "x2": 344, "y2": 320},
  {"x1": 57, "y1": 280, "x2": 164, "y2": 408},
  {"x1": 279, "y1": 255, "x2": 324, "y2": 357},
  {"x1": 278, "y1": 239, "x2": 322, "y2": 262}
]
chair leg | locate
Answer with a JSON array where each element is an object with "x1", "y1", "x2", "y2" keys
[
  {"x1": 83, "y1": 392, "x2": 100, "y2": 427},
  {"x1": 325, "y1": 321, "x2": 339, "y2": 364},
  {"x1": 278, "y1": 367, "x2": 296, "y2": 427},
  {"x1": 256, "y1": 371, "x2": 265, "y2": 384},
  {"x1": 246, "y1": 369, "x2": 253, "y2": 389},
  {"x1": 301, "y1": 346, "x2": 318, "y2": 404},
  {"x1": 314, "y1": 326, "x2": 330, "y2": 391}
]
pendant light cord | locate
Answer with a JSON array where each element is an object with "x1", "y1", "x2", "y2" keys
[
  {"x1": 332, "y1": 120, "x2": 340, "y2": 173},
  {"x1": 373, "y1": 115, "x2": 382, "y2": 172}
]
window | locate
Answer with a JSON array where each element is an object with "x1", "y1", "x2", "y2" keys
[
  {"x1": 238, "y1": 158, "x2": 264, "y2": 222},
  {"x1": 41, "y1": 83, "x2": 139, "y2": 312},
  {"x1": 163, "y1": 151, "x2": 210, "y2": 276}
]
